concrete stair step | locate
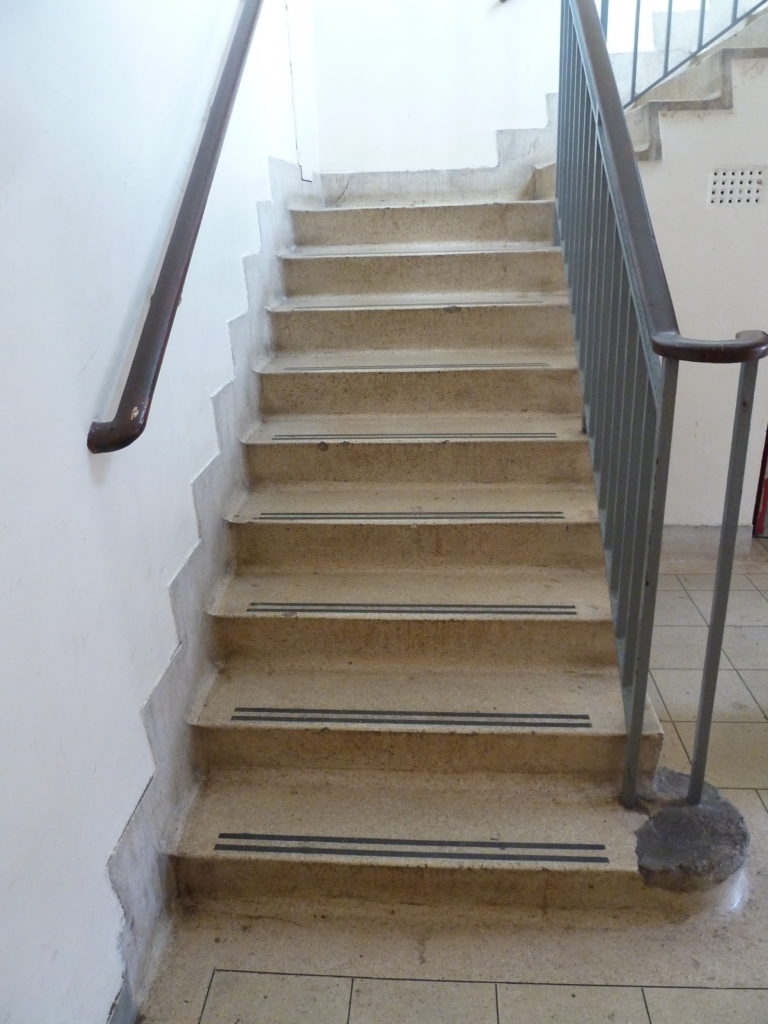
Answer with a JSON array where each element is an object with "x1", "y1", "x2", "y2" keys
[
  {"x1": 269, "y1": 294, "x2": 572, "y2": 353},
  {"x1": 289, "y1": 200, "x2": 555, "y2": 247},
  {"x1": 258, "y1": 348, "x2": 581, "y2": 416},
  {"x1": 171, "y1": 768, "x2": 658, "y2": 909},
  {"x1": 280, "y1": 243, "x2": 565, "y2": 296},
  {"x1": 226, "y1": 482, "x2": 603, "y2": 569},
  {"x1": 208, "y1": 567, "x2": 616, "y2": 666},
  {"x1": 243, "y1": 412, "x2": 593, "y2": 485},
  {"x1": 194, "y1": 663, "x2": 662, "y2": 776}
]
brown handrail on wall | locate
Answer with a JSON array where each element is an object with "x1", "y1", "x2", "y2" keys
[{"x1": 88, "y1": 0, "x2": 265, "y2": 453}]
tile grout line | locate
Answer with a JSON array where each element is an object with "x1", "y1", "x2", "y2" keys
[
  {"x1": 641, "y1": 987, "x2": 653, "y2": 1024},
  {"x1": 197, "y1": 969, "x2": 217, "y2": 1024},
  {"x1": 734, "y1": 668, "x2": 768, "y2": 722},
  {"x1": 346, "y1": 977, "x2": 354, "y2": 1024},
  {"x1": 495, "y1": 981, "x2": 500, "y2": 1024}
]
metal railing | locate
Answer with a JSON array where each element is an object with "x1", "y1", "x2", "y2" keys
[
  {"x1": 88, "y1": 0, "x2": 264, "y2": 453},
  {"x1": 557, "y1": 0, "x2": 768, "y2": 806},
  {"x1": 602, "y1": 0, "x2": 768, "y2": 106}
]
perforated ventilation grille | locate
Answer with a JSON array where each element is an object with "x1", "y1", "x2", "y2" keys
[{"x1": 708, "y1": 167, "x2": 764, "y2": 205}]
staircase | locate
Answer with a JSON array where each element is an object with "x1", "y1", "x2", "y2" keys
[{"x1": 167, "y1": 192, "x2": 669, "y2": 915}]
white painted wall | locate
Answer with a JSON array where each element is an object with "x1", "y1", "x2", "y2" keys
[
  {"x1": 640, "y1": 57, "x2": 768, "y2": 524},
  {"x1": 0, "y1": 1, "x2": 300, "y2": 1021},
  {"x1": 312, "y1": 0, "x2": 560, "y2": 173}
]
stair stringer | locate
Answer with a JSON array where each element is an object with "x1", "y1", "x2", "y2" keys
[{"x1": 105, "y1": 156, "x2": 320, "y2": 1010}]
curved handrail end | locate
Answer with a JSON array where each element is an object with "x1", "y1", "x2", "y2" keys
[
  {"x1": 651, "y1": 329, "x2": 768, "y2": 364},
  {"x1": 87, "y1": 412, "x2": 148, "y2": 454}
]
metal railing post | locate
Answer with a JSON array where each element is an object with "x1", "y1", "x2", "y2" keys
[{"x1": 687, "y1": 360, "x2": 760, "y2": 803}]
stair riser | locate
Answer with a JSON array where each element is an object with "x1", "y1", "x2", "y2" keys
[
  {"x1": 259, "y1": 368, "x2": 582, "y2": 416},
  {"x1": 211, "y1": 616, "x2": 617, "y2": 668},
  {"x1": 229, "y1": 521, "x2": 604, "y2": 570},
  {"x1": 246, "y1": 439, "x2": 594, "y2": 485},
  {"x1": 281, "y1": 251, "x2": 565, "y2": 296},
  {"x1": 194, "y1": 726, "x2": 661, "y2": 777},
  {"x1": 270, "y1": 304, "x2": 573, "y2": 353},
  {"x1": 291, "y1": 203, "x2": 555, "y2": 247},
  {"x1": 173, "y1": 855, "x2": 651, "y2": 910}
]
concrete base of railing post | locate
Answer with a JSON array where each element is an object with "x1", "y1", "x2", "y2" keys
[{"x1": 634, "y1": 768, "x2": 749, "y2": 892}]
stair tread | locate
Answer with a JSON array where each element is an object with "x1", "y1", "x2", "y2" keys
[
  {"x1": 197, "y1": 663, "x2": 659, "y2": 736},
  {"x1": 282, "y1": 240, "x2": 560, "y2": 258},
  {"x1": 261, "y1": 347, "x2": 576, "y2": 374},
  {"x1": 243, "y1": 411, "x2": 586, "y2": 444},
  {"x1": 228, "y1": 482, "x2": 598, "y2": 522},
  {"x1": 270, "y1": 291, "x2": 569, "y2": 311},
  {"x1": 211, "y1": 567, "x2": 612, "y2": 620},
  {"x1": 176, "y1": 768, "x2": 645, "y2": 871}
]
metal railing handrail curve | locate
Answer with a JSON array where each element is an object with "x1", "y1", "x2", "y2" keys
[{"x1": 88, "y1": 0, "x2": 265, "y2": 453}]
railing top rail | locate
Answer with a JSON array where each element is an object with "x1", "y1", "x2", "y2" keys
[
  {"x1": 88, "y1": 0, "x2": 264, "y2": 454},
  {"x1": 569, "y1": 0, "x2": 768, "y2": 368}
]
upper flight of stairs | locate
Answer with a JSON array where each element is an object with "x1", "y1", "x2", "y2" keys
[{"x1": 170, "y1": 192, "x2": 665, "y2": 913}]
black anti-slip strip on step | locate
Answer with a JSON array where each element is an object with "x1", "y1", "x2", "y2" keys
[
  {"x1": 244, "y1": 602, "x2": 578, "y2": 616},
  {"x1": 282, "y1": 362, "x2": 550, "y2": 372},
  {"x1": 271, "y1": 432, "x2": 558, "y2": 441},
  {"x1": 255, "y1": 511, "x2": 566, "y2": 521},
  {"x1": 230, "y1": 707, "x2": 592, "y2": 729},
  {"x1": 214, "y1": 832, "x2": 609, "y2": 864}
]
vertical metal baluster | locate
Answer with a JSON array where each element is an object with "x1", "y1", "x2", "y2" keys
[
  {"x1": 663, "y1": 0, "x2": 674, "y2": 76},
  {"x1": 697, "y1": 0, "x2": 707, "y2": 50},
  {"x1": 688, "y1": 360, "x2": 760, "y2": 804},
  {"x1": 621, "y1": 380, "x2": 656, "y2": 698},
  {"x1": 732, "y1": 0, "x2": 740, "y2": 27},
  {"x1": 602, "y1": 269, "x2": 630, "y2": 541},
  {"x1": 592, "y1": 164, "x2": 612, "y2": 476},
  {"x1": 611, "y1": 305, "x2": 639, "y2": 599},
  {"x1": 631, "y1": 0, "x2": 642, "y2": 102},
  {"x1": 621, "y1": 358, "x2": 678, "y2": 807},
  {"x1": 601, "y1": 0, "x2": 610, "y2": 35},
  {"x1": 582, "y1": 126, "x2": 601, "y2": 427},
  {"x1": 598, "y1": 222, "x2": 622, "y2": 521},
  {"x1": 615, "y1": 330, "x2": 644, "y2": 629}
]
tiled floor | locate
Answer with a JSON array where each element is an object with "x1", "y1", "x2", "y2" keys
[{"x1": 143, "y1": 538, "x2": 768, "y2": 1024}]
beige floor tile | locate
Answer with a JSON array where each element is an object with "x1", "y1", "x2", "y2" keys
[
  {"x1": 650, "y1": 626, "x2": 732, "y2": 670},
  {"x1": 758, "y1": 791, "x2": 768, "y2": 814},
  {"x1": 689, "y1": 590, "x2": 768, "y2": 627},
  {"x1": 657, "y1": 574, "x2": 685, "y2": 591},
  {"x1": 738, "y1": 671, "x2": 768, "y2": 717},
  {"x1": 653, "y1": 592, "x2": 707, "y2": 627},
  {"x1": 675, "y1": 722, "x2": 768, "y2": 788},
  {"x1": 722, "y1": 627, "x2": 768, "y2": 670},
  {"x1": 657, "y1": 722, "x2": 691, "y2": 773},
  {"x1": 647, "y1": 676, "x2": 670, "y2": 721},
  {"x1": 349, "y1": 978, "x2": 496, "y2": 1024},
  {"x1": 747, "y1": 573, "x2": 768, "y2": 590},
  {"x1": 200, "y1": 971, "x2": 351, "y2": 1024},
  {"x1": 644, "y1": 987, "x2": 768, "y2": 1023},
  {"x1": 651, "y1": 669, "x2": 764, "y2": 722},
  {"x1": 497, "y1": 983, "x2": 648, "y2": 1023},
  {"x1": 679, "y1": 573, "x2": 757, "y2": 591}
]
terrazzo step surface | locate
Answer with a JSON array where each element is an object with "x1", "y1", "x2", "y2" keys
[
  {"x1": 208, "y1": 567, "x2": 617, "y2": 666},
  {"x1": 226, "y1": 482, "x2": 604, "y2": 569},
  {"x1": 243, "y1": 412, "x2": 593, "y2": 485},
  {"x1": 171, "y1": 768, "x2": 656, "y2": 910},
  {"x1": 289, "y1": 200, "x2": 555, "y2": 247},
  {"x1": 258, "y1": 347, "x2": 581, "y2": 416},
  {"x1": 269, "y1": 294, "x2": 572, "y2": 353},
  {"x1": 193, "y1": 663, "x2": 662, "y2": 775},
  {"x1": 280, "y1": 243, "x2": 566, "y2": 296}
]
